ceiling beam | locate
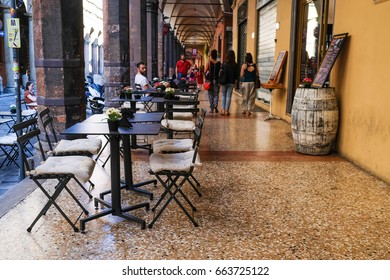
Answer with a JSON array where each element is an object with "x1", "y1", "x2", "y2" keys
[
  {"x1": 165, "y1": 2, "x2": 221, "y2": 5},
  {"x1": 170, "y1": 15, "x2": 216, "y2": 18},
  {"x1": 175, "y1": 23, "x2": 215, "y2": 26}
]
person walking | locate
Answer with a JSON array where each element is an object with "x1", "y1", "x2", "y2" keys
[
  {"x1": 220, "y1": 50, "x2": 239, "y2": 116},
  {"x1": 197, "y1": 65, "x2": 204, "y2": 88},
  {"x1": 204, "y1": 49, "x2": 221, "y2": 113},
  {"x1": 175, "y1": 53, "x2": 192, "y2": 81},
  {"x1": 240, "y1": 52, "x2": 258, "y2": 115}
]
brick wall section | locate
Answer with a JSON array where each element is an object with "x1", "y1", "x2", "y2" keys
[{"x1": 33, "y1": 0, "x2": 85, "y2": 134}]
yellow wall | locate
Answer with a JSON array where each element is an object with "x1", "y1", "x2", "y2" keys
[
  {"x1": 331, "y1": 1, "x2": 390, "y2": 183},
  {"x1": 271, "y1": 0, "x2": 292, "y2": 121},
  {"x1": 232, "y1": 0, "x2": 390, "y2": 183}
]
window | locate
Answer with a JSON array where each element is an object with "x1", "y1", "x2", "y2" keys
[
  {"x1": 297, "y1": 0, "x2": 335, "y2": 84},
  {"x1": 286, "y1": 0, "x2": 335, "y2": 113}
]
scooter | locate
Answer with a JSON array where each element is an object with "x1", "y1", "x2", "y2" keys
[{"x1": 85, "y1": 74, "x2": 105, "y2": 114}]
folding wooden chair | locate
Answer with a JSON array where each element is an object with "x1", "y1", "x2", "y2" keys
[
  {"x1": 148, "y1": 128, "x2": 202, "y2": 228},
  {"x1": 152, "y1": 116, "x2": 205, "y2": 197},
  {"x1": 39, "y1": 108, "x2": 102, "y2": 189},
  {"x1": 161, "y1": 98, "x2": 200, "y2": 139},
  {"x1": 13, "y1": 118, "x2": 96, "y2": 232},
  {"x1": 0, "y1": 133, "x2": 18, "y2": 168},
  {"x1": 39, "y1": 108, "x2": 102, "y2": 157},
  {"x1": 0, "y1": 117, "x2": 37, "y2": 168}
]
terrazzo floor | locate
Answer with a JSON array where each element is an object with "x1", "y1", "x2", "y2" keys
[{"x1": 0, "y1": 90, "x2": 389, "y2": 260}]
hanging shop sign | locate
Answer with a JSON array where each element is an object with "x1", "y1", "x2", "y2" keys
[
  {"x1": 7, "y1": 18, "x2": 20, "y2": 48},
  {"x1": 162, "y1": 23, "x2": 169, "y2": 35}
]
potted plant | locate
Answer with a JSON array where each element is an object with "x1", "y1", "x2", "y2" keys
[
  {"x1": 154, "y1": 81, "x2": 170, "y2": 92},
  {"x1": 121, "y1": 86, "x2": 133, "y2": 99},
  {"x1": 106, "y1": 107, "x2": 122, "y2": 131},
  {"x1": 9, "y1": 104, "x2": 16, "y2": 114},
  {"x1": 300, "y1": 77, "x2": 312, "y2": 88},
  {"x1": 164, "y1": 87, "x2": 175, "y2": 100}
]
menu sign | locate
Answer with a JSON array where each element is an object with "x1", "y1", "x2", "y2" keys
[{"x1": 312, "y1": 33, "x2": 348, "y2": 88}]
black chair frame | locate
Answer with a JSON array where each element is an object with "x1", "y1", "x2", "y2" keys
[{"x1": 13, "y1": 118, "x2": 93, "y2": 232}]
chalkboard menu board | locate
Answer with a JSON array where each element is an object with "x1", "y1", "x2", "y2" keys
[
  {"x1": 268, "y1": 51, "x2": 288, "y2": 83},
  {"x1": 312, "y1": 33, "x2": 349, "y2": 88}
]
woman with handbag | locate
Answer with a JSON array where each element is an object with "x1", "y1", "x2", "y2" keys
[
  {"x1": 219, "y1": 50, "x2": 239, "y2": 116},
  {"x1": 204, "y1": 49, "x2": 221, "y2": 113},
  {"x1": 240, "y1": 52, "x2": 259, "y2": 116}
]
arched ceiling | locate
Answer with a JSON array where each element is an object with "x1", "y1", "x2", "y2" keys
[{"x1": 161, "y1": 0, "x2": 232, "y2": 49}]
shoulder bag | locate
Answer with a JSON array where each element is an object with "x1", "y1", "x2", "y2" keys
[{"x1": 218, "y1": 63, "x2": 227, "y2": 85}]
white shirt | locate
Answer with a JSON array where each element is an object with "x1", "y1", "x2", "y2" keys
[{"x1": 134, "y1": 74, "x2": 150, "y2": 89}]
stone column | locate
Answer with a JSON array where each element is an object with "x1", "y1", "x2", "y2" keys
[
  {"x1": 91, "y1": 38, "x2": 98, "y2": 75},
  {"x1": 25, "y1": 12, "x2": 36, "y2": 82},
  {"x1": 169, "y1": 30, "x2": 175, "y2": 77},
  {"x1": 103, "y1": 0, "x2": 130, "y2": 106},
  {"x1": 2, "y1": 7, "x2": 15, "y2": 94},
  {"x1": 157, "y1": 13, "x2": 163, "y2": 79},
  {"x1": 98, "y1": 44, "x2": 104, "y2": 75},
  {"x1": 163, "y1": 28, "x2": 169, "y2": 79},
  {"x1": 84, "y1": 33, "x2": 91, "y2": 77},
  {"x1": 129, "y1": 0, "x2": 147, "y2": 86},
  {"x1": 146, "y1": 0, "x2": 158, "y2": 80},
  {"x1": 33, "y1": 0, "x2": 85, "y2": 132}
]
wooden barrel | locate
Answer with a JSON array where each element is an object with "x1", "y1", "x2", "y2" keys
[{"x1": 291, "y1": 87, "x2": 339, "y2": 155}]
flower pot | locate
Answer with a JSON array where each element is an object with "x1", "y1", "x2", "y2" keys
[
  {"x1": 165, "y1": 93, "x2": 174, "y2": 100},
  {"x1": 291, "y1": 87, "x2": 339, "y2": 155},
  {"x1": 107, "y1": 119, "x2": 120, "y2": 131}
]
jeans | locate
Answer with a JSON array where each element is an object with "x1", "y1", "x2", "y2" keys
[
  {"x1": 221, "y1": 83, "x2": 235, "y2": 112},
  {"x1": 208, "y1": 81, "x2": 220, "y2": 109}
]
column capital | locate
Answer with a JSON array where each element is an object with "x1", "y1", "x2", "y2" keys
[{"x1": 146, "y1": 0, "x2": 158, "y2": 13}]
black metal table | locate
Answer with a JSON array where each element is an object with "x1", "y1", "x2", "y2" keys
[
  {"x1": 0, "y1": 109, "x2": 38, "y2": 133},
  {"x1": 84, "y1": 112, "x2": 163, "y2": 124},
  {"x1": 112, "y1": 96, "x2": 154, "y2": 112},
  {"x1": 62, "y1": 122, "x2": 161, "y2": 231}
]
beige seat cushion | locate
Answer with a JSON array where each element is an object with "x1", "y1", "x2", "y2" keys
[
  {"x1": 172, "y1": 112, "x2": 194, "y2": 120},
  {"x1": 149, "y1": 150, "x2": 201, "y2": 173},
  {"x1": 152, "y1": 138, "x2": 193, "y2": 154},
  {"x1": 32, "y1": 155, "x2": 96, "y2": 183},
  {"x1": 161, "y1": 119, "x2": 195, "y2": 131},
  {"x1": 0, "y1": 133, "x2": 16, "y2": 145},
  {"x1": 53, "y1": 138, "x2": 102, "y2": 155}
]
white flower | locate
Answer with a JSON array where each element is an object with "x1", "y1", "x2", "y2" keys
[
  {"x1": 106, "y1": 107, "x2": 122, "y2": 121},
  {"x1": 165, "y1": 87, "x2": 175, "y2": 94}
]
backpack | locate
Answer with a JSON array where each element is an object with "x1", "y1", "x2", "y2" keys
[{"x1": 218, "y1": 63, "x2": 227, "y2": 85}]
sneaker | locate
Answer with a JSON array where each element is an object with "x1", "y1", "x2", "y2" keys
[
  {"x1": 214, "y1": 107, "x2": 219, "y2": 113},
  {"x1": 226, "y1": 111, "x2": 230, "y2": 116},
  {"x1": 209, "y1": 107, "x2": 214, "y2": 113},
  {"x1": 246, "y1": 111, "x2": 252, "y2": 115},
  {"x1": 242, "y1": 110, "x2": 247, "y2": 115}
]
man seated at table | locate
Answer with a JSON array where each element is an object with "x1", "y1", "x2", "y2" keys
[{"x1": 134, "y1": 62, "x2": 151, "y2": 90}]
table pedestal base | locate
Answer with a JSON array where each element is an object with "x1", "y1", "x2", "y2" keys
[
  {"x1": 264, "y1": 113, "x2": 281, "y2": 121},
  {"x1": 80, "y1": 197, "x2": 149, "y2": 232}
]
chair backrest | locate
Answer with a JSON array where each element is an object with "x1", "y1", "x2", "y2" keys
[
  {"x1": 188, "y1": 146, "x2": 200, "y2": 173},
  {"x1": 164, "y1": 98, "x2": 200, "y2": 118},
  {"x1": 192, "y1": 126, "x2": 202, "y2": 149},
  {"x1": 200, "y1": 107, "x2": 207, "y2": 119},
  {"x1": 13, "y1": 118, "x2": 46, "y2": 172},
  {"x1": 39, "y1": 108, "x2": 58, "y2": 150},
  {"x1": 135, "y1": 83, "x2": 143, "y2": 91}
]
